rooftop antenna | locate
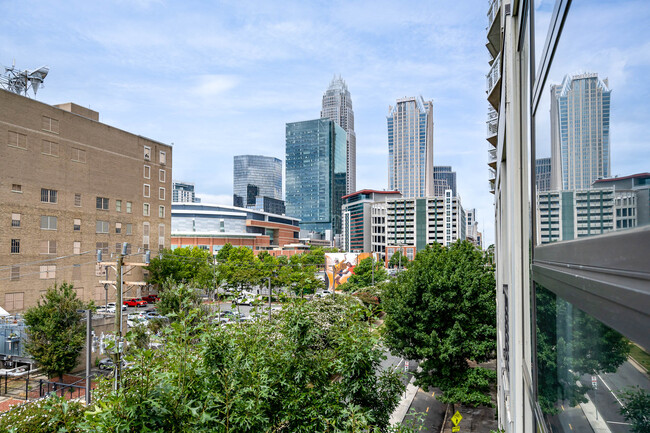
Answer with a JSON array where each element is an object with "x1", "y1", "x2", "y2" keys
[{"x1": 0, "y1": 61, "x2": 49, "y2": 97}]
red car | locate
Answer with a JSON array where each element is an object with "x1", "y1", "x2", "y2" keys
[
  {"x1": 123, "y1": 298, "x2": 147, "y2": 308},
  {"x1": 142, "y1": 294, "x2": 159, "y2": 303}
]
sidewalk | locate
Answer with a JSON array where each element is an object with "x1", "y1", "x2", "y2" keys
[{"x1": 389, "y1": 374, "x2": 420, "y2": 426}]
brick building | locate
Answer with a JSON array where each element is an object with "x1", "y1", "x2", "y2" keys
[{"x1": 0, "y1": 89, "x2": 172, "y2": 313}]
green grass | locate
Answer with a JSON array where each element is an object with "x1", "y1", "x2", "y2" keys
[{"x1": 629, "y1": 343, "x2": 650, "y2": 372}]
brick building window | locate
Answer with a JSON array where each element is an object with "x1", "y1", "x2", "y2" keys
[
  {"x1": 159, "y1": 187, "x2": 165, "y2": 200},
  {"x1": 159, "y1": 169, "x2": 166, "y2": 182},
  {"x1": 74, "y1": 218, "x2": 81, "y2": 231},
  {"x1": 42, "y1": 116, "x2": 59, "y2": 133},
  {"x1": 115, "y1": 222, "x2": 122, "y2": 234},
  {"x1": 144, "y1": 146, "x2": 151, "y2": 161},
  {"x1": 11, "y1": 213, "x2": 20, "y2": 227},
  {"x1": 40, "y1": 216, "x2": 58, "y2": 230},
  {"x1": 126, "y1": 223, "x2": 133, "y2": 235},
  {"x1": 39, "y1": 265, "x2": 56, "y2": 279},
  {"x1": 96, "y1": 221, "x2": 109, "y2": 234},
  {"x1": 40, "y1": 240, "x2": 57, "y2": 254},
  {"x1": 144, "y1": 165, "x2": 151, "y2": 179},
  {"x1": 8, "y1": 131, "x2": 27, "y2": 149},
  {"x1": 71, "y1": 148, "x2": 86, "y2": 163},
  {"x1": 126, "y1": 201, "x2": 132, "y2": 214},
  {"x1": 159, "y1": 151, "x2": 166, "y2": 165},
  {"x1": 96, "y1": 197, "x2": 109, "y2": 210},
  {"x1": 5, "y1": 293, "x2": 24, "y2": 310},
  {"x1": 159, "y1": 205, "x2": 165, "y2": 218},
  {"x1": 11, "y1": 239, "x2": 20, "y2": 254},
  {"x1": 74, "y1": 241, "x2": 81, "y2": 254},
  {"x1": 74, "y1": 193, "x2": 82, "y2": 207},
  {"x1": 41, "y1": 188, "x2": 58, "y2": 203},
  {"x1": 42, "y1": 140, "x2": 59, "y2": 156},
  {"x1": 96, "y1": 242, "x2": 108, "y2": 255},
  {"x1": 143, "y1": 184, "x2": 150, "y2": 198},
  {"x1": 143, "y1": 203, "x2": 150, "y2": 216},
  {"x1": 143, "y1": 223, "x2": 150, "y2": 250},
  {"x1": 116, "y1": 200, "x2": 122, "y2": 212},
  {"x1": 10, "y1": 266, "x2": 20, "y2": 281},
  {"x1": 11, "y1": 184, "x2": 22, "y2": 193}
]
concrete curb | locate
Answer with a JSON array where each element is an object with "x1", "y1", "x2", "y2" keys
[{"x1": 389, "y1": 372, "x2": 419, "y2": 426}]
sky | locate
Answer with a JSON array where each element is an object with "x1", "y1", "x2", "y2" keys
[{"x1": 4, "y1": 1, "x2": 648, "y2": 249}]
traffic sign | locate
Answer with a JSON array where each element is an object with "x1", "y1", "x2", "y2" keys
[
  {"x1": 452, "y1": 427, "x2": 460, "y2": 432},
  {"x1": 451, "y1": 410, "x2": 463, "y2": 426},
  {"x1": 591, "y1": 376, "x2": 597, "y2": 389},
  {"x1": 404, "y1": 361, "x2": 409, "y2": 372}
]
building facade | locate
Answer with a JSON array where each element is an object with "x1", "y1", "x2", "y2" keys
[
  {"x1": 285, "y1": 119, "x2": 346, "y2": 240},
  {"x1": 0, "y1": 89, "x2": 171, "y2": 313},
  {"x1": 321, "y1": 75, "x2": 356, "y2": 194},
  {"x1": 233, "y1": 155, "x2": 283, "y2": 209},
  {"x1": 382, "y1": 192, "x2": 465, "y2": 265},
  {"x1": 387, "y1": 96, "x2": 434, "y2": 198},
  {"x1": 535, "y1": 157, "x2": 551, "y2": 193},
  {"x1": 171, "y1": 203, "x2": 299, "y2": 253},
  {"x1": 432, "y1": 166, "x2": 457, "y2": 197},
  {"x1": 466, "y1": 208, "x2": 481, "y2": 248},
  {"x1": 172, "y1": 180, "x2": 200, "y2": 203},
  {"x1": 550, "y1": 73, "x2": 611, "y2": 190},
  {"x1": 340, "y1": 189, "x2": 401, "y2": 253}
]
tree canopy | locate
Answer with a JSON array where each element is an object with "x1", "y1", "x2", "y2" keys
[
  {"x1": 382, "y1": 240, "x2": 497, "y2": 406},
  {"x1": 146, "y1": 247, "x2": 213, "y2": 290},
  {"x1": 387, "y1": 251, "x2": 409, "y2": 269},
  {"x1": 344, "y1": 257, "x2": 388, "y2": 290},
  {"x1": 24, "y1": 282, "x2": 89, "y2": 380}
]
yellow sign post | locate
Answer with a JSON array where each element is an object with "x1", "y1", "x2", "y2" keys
[{"x1": 451, "y1": 410, "x2": 463, "y2": 429}]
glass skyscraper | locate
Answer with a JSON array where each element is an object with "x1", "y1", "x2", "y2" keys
[
  {"x1": 433, "y1": 166, "x2": 457, "y2": 197},
  {"x1": 285, "y1": 119, "x2": 347, "y2": 238},
  {"x1": 535, "y1": 157, "x2": 551, "y2": 192},
  {"x1": 321, "y1": 75, "x2": 356, "y2": 194},
  {"x1": 387, "y1": 96, "x2": 434, "y2": 198},
  {"x1": 233, "y1": 155, "x2": 283, "y2": 207},
  {"x1": 550, "y1": 73, "x2": 611, "y2": 190}
]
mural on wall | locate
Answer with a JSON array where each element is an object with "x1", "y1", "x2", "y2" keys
[{"x1": 325, "y1": 252, "x2": 376, "y2": 290}]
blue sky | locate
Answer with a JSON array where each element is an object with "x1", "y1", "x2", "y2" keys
[{"x1": 4, "y1": 1, "x2": 648, "y2": 248}]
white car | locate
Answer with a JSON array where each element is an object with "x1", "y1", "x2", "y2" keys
[
  {"x1": 96, "y1": 306, "x2": 116, "y2": 314},
  {"x1": 108, "y1": 302, "x2": 127, "y2": 311},
  {"x1": 315, "y1": 290, "x2": 333, "y2": 298}
]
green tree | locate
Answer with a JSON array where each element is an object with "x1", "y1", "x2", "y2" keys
[
  {"x1": 146, "y1": 247, "x2": 213, "y2": 290},
  {"x1": 215, "y1": 242, "x2": 234, "y2": 262},
  {"x1": 24, "y1": 283, "x2": 88, "y2": 381},
  {"x1": 388, "y1": 250, "x2": 409, "y2": 269},
  {"x1": 383, "y1": 240, "x2": 497, "y2": 406},
  {"x1": 345, "y1": 257, "x2": 388, "y2": 290},
  {"x1": 619, "y1": 387, "x2": 650, "y2": 433},
  {"x1": 156, "y1": 281, "x2": 204, "y2": 319},
  {"x1": 218, "y1": 246, "x2": 260, "y2": 292}
]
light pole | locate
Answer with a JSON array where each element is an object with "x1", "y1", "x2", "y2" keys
[{"x1": 267, "y1": 276, "x2": 272, "y2": 320}]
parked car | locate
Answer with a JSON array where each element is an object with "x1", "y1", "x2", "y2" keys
[
  {"x1": 144, "y1": 311, "x2": 162, "y2": 320},
  {"x1": 96, "y1": 306, "x2": 116, "y2": 314},
  {"x1": 234, "y1": 296, "x2": 257, "y2": 306},
  {"x1": 107, "y1": 302, "x2": 127, "y2": 311},
  {"x1": 123, "y1": 298, "x2": 147, "y2": 307},
  {"x1": 315, "y1": 290, "x2": 332, "y2": 298},
  {"x1": 142, "y1": 294, "x2": 159, "y2": 303},
  {"x1": 98, "y1": 357, "x2": 128, "y2": 370},
  {"x1": 220, "y1": 310, "x2": 240, "y2": 319}
]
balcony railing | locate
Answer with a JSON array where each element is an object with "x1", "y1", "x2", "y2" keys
[
  {"x1": 487, "y1": 110, "x2": 498, "y2": 138},
  {"x1": 487, "y1": 53, "x2": 501, "y2": 95},
  {"x1": 488, "y1": 147, "x2": 497, "y2": 165},
  {"x1": 487, "y1": 0, "x2": 500, "y2": 30},
  {"x1": 489, "y1": 167, "x2": 496, "y2": 181}
]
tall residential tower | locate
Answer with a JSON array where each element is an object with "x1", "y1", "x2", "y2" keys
[
  {"x1": 387, "y1": 96, "x2": 434, "y2": 198},
  {"x1": 550, "y1": 73, "x2": 611, "y2": 190},
  {"x1": 321, "y1": 76, "x2": 356, "y2": 194}
]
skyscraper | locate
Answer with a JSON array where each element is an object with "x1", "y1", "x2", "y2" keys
[
  {"x1": 321, "y1": 75, "x2": 356, "y2": 194},
  {"x1": 433, "y1": 166, "x2": 457, "y2": 197},
  {"x1": 387, "y1": 96, "x2": 434, "y2": 198},
  {"x1": 535, "y1": 157, "x2": 551, "y2": 192},
  {"x1": 233, "y1": 155, "x2": 283, "y2": 208},
  {"x1": 285, "y1": 119, "x2": 347, "y2": 239},
  {"x1": 550, "y1": 73, "x2": 611, "y2": 190}
]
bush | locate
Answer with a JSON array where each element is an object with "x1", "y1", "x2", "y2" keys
[{"x1": 0, "y1": 395, "x2": 86, "y2": 433}]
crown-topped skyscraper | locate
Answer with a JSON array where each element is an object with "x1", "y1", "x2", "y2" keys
[{"x1": 321, "y1": 75, "x2": 356, "y2": 194}]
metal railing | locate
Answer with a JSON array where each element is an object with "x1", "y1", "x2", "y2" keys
[
  {"x1": 487, "y1": 0, "x2": 501, "y2": 29},
  {"x1": 38, "y1": 377, "x2": 87, "y2": 400},
  {"x1": 488, "y1": 148, "x2": 497, "y2": 164},
  {"x1": 489, "y1": 167, "x2": 497, "y2": 180},
  {"x1": 487, "y1": 53, "x2": 501, "y2": 94}
]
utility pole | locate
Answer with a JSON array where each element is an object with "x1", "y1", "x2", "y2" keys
[
  {"x1": 113, "y1": 243, "x2": 126, "y2": 391},
  {"x1": 371, "y1": 253, "x2": 375, "y2": 286},
  {"x1": 85, "y1": 309, "x2": 92, "y2": 405},
  {"x1": 268, "y1": 276, "x2": 272, "y2": 320}
]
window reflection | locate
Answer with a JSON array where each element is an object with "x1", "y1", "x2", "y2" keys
[{"x1": 536, "y1": 285, "x2": 650, "y2": 432}]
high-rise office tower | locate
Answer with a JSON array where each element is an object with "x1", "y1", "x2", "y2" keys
[
  {"x1": 550, "y1": 73, "x2": 611, "y2": 190},
  {"x1": 172, "y1": 180, "x2": 201, "y2": 203},
  {"x1": 535, "y1": 157, "x2": 551, "y2": 192},
  {"x1": 433, "y1": 166, "x2": 457, "y2": 197},
  {"x1": 285, "y1": 119, "x2": 347, "y2": 239},
  {"x1": 387, "y1": 96, "x2": 434, "y2": 198},
  {"x1": 321, "y1": 75, "x2": 356, "y2": 194},
  {"x1": 233, "y1": 155, "x2": 283, "y2": 208}
]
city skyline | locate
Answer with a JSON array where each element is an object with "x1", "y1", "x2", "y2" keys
[{"x1": 0, "y1": 1, "x2": 499, "y2": 246}]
